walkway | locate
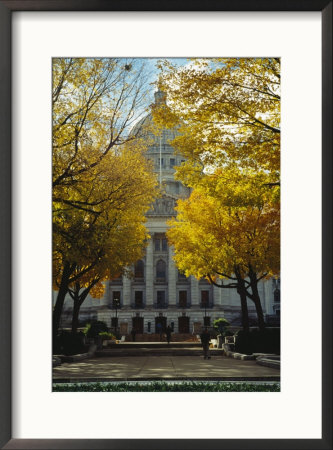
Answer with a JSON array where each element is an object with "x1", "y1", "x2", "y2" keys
[{"x1": 53, "y1": 355, "x2": 280, "y2": 382}]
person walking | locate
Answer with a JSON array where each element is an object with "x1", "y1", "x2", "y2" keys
[
  {"x1": 166, "y1": 325, "x2": 172, "y2": 345},
  {"x1": 200, "y1": 327, "x2": 211, "y2": 360},
  {"x1": 131, "y1": 328, "x2": 136, "y2": 342}
]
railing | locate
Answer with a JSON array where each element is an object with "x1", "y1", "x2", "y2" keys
[
  {"x1": 153, "y1": 302, "x2": 168, "y2": 309},
  {"x1": 200, "y1": 302, "x2": 214, "y2": 309},
  {"x1": 177, "y1": 302, "x2": 191, "y2": 309},
  {"x1": 131, "y1": 303, "x2": 145, "y2": 309},
  {"x1": 155, "y1": 277, "x2": 166, "y2": 283},
  {"x1": 108, "y1": 303, "x2": 122, "y2": 309}
]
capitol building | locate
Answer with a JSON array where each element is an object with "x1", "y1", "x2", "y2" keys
[{"x1": 58, "y1": 90, "x2": 280, "y2": 336}]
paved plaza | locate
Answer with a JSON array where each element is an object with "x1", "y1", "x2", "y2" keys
[{"x1": 53, "y1": 354, "x2": 280, "y2": 382}]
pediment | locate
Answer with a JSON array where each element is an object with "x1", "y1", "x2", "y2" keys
[{"x1": 146, "y1": 195, "x2": 177, "y2": 216}]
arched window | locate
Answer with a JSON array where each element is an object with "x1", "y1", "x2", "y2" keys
[
  {"x1": 134, "y1": 260, "x2": 144, "y2": 279},
  {"x1": 156, "y1": 260, "x2": 166, "y2": 280}
]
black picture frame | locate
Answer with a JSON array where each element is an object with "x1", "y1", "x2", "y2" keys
[{"x1": 0, "y1": 1, "x2": 331, "y2": 449}]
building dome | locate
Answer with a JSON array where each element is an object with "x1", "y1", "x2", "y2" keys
[
  {"x1": 131, "y1": 89, "x2": 189, "y2": 201},
  {"x1": 131, "y1": 90, "x2": 180, "y2": 148}
]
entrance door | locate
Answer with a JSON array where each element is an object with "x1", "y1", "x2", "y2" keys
[
  {"x1": 155, "y1": 316, "x2": 167, "y2": 333},
  {"x1": 132, "y1": 316, "x2": 144, "y2": 333},
  {"x1": 178, "y1": 316, "x2": 190, "y2": 333}
]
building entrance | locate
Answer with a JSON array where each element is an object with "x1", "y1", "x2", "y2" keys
[
  {"x1": 132, "y1": 316, "x2": 143, "y2": 333},
  {"x1": 178, "y1": 316, "x2": 190, "y2": 333},
  {"x1": 155, "y1": 316, "x2": 167, "y2": 333}
]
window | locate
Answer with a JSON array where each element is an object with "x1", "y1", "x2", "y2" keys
[
  {"x1": 170, "y1": 158, "x2": 175, "y2": 168},
  {"x1": 156, "y1": 260, "x2": 166, "y2": 280},
  {"x1": 157, "y1": 290, "x2": 166, "y2": 306},
  {"x1": 179, "y1": 291, "x2": 187, "y2": 308},
  {"x1": 154, "y1": 236, "x2": 168, "y2": 252},
  {"x1": 112, "y1": 291, "x2": 121, "y2": 308},
  {"x1": 158, "y1": 158, "x2": 164, "y2": 167},
  {"x1": 135, "y1": 291, "x2": 143, "y2": 307},
  {"x1": 201, "y1": 290, "x2": 209, "y2": 306},
  {"x1": 134, "y1": 260, "x2": 144, "y2": 279}
]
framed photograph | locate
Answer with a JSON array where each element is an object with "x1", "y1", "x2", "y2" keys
[{"x1": 1, "y1": 1, "x2": 331, "y2": 449}]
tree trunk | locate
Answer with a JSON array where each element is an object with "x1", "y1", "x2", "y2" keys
[
  {"x1": 248, "y1": 269, "x2": 266, "y2": 332},
  {"x1": 239, "y1": 287, "x2": 250, "y2": 333},
  {"x1": 71, "y1": 298, "x2": 81, "y2": 334},
  {"x1": 70, "y1": 283, "x2": 94, "y2": 333},
  {"x1": 235, "y1": 269, "x2": 250, "y2": 333},
  {"x1": 53, "y1": 262, "x2": 73, "y2": 338}
]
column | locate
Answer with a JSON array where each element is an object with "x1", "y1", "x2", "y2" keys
[
  {"x1": 97, "y1": 281, "x2": 111, "y2": 325},
  {"x1": 190, "y1": 276, "x2": 199, "y2": 306},
  {"x1": 263, "y1": 279, "x2": 273, "y2": 315},
  {"x1": 122, "y1": 275, "x2": 131, "y2": 306},
  {"x1": 145, "y1": 235, "x2": 154, "y2": 306},
  {"x1": 220, "y1": 283, "x2": 231, "y2": 306},
  {"x1": 168, "y1": 245, "x2": 177, "y2": 306}
]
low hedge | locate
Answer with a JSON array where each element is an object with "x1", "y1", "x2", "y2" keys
[
  {"x1": 53, "y1": 331, "x2": 87, "y2": 356},
  {"x1": 235, "y1": 328, "x2": 280, "y2": 355},
  {"x1": 53, "y1": 381, "x2": 280, "y2": 392}
]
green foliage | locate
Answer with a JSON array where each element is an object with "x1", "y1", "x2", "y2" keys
[
  {"x1": 53, "y1": 331, "x2": 86, "y2": 356},
  {"x1": 235, "y1": 328, "x2": 280, "y2": 355},
  {"x1": 213, "y1": 318, "x2": 230, "y2": 335},
  {"x1": 99, "y1": 331, "x2": 115, "y2": 340},
  {"x1": 53, "y1": 381, "x2": 280, "y2": 392},
  {"x1": 83, "y1": 321, "x2": 108, "y2": 338}
]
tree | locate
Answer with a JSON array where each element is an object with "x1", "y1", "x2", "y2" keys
[
  {"x1": 53, "y1": 58, "x2": 151, "y2": 192},
  {"x1": 213, "y1": 318, "x2": 230, "y2": 336},
  {"x1": 153, "y1": 58, "x2": 280, "y2": 185},
  {"x1": 64, "y1": 208, "x2": 150, "y2": 333},
  {"x1": 52, "y1": 58, "x2": 159, "y2": 336},
  {"x1": 167, "y1": 175, "x2": 280, "y2": 332},
  {"x1": 53, "y1": 142, "x2": 158, "y2": 336},
  {"x1": 154, "y1": 58, "x2": 280, "y2": 331}
]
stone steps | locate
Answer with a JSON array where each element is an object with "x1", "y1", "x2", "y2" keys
[
  {"x1": 96, "y1": 348, "x2": 224, "y2": 357},
  {"x1": 108, "y1": 342, "x2": 202, "y2": 349},
  {"x1": 126, "y1": 333, "x2": 200, "y2": 342}
]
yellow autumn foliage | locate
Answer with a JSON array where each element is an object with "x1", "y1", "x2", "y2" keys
[
  {"x1": 153, "y1": 58, "x2": 280, "y2": 187},
  {"x1": 52, "y1": 58, "x2": 158, "y2": 300},
  {"x1": 167, "y1": 172, "x2": 280, "y2": 282}
]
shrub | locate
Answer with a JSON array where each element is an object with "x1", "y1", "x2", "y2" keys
[
  {"x1": 53, "y1": 331, "x2": 86, "y2": 356},
  {"x1": 83, "y1": 321, "x2": 108, "y2": 338},
  {"x1": 235, "y1": 328, "x2": 280, "y2": 355},
  {"x1": 53, "y1": 381, "x2": 280, "y2": 392},
  {"x1": 224, "y1": 329, "x2": 234, "y2": 337},
  {"x1": 213, "y1": 318, "x2": 230, "y2": 336},
  {"x1": 99, "y1": 331, "x2": 115, "y2": 340}
]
